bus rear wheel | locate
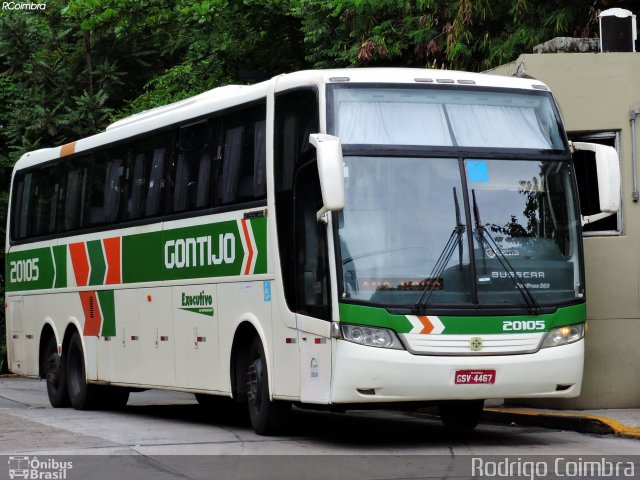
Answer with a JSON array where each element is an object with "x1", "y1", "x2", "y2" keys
[
  {"x1": 438, "y1": 400, "x2": 484, "y2": 432},
  {"x1": 66, "y1": 331, "x2": 100, "y2": 410},
  {"x1": 45, "y1": 335, "x2": 70, "y2": 408},
  {"x1": 246, "y1": 337, "x2": 290, "y2": 435}
]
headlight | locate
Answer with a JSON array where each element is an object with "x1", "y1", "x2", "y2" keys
[
  {"x1": 541, "y1": 324, "x2": 584, "y2": 348},
  {"x1": 340, "y1": 324, "x2": 404, "y2": 350}
]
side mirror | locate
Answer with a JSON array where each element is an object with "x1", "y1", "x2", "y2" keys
[
  {"x1": 309, "y1": 134, "x2": 345, "y2": 221},
  {"x1": 572, "y1": 141, "x2": 621, "y2": 225}
]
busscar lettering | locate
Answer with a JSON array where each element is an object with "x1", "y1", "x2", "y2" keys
[
  {"x1": 491, "y1": 271, "x2": 545, "y2": 279},
  {"x1": 165, "y1": 233, "x2": 235, "y2": 269}
]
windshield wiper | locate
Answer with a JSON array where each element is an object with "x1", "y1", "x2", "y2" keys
[
  {"x1": 471, "y1": 189, "x2": 542, "y2": 315},
  {"x1": 413, "y1": 187, "x2": 465, "y2": 313}
]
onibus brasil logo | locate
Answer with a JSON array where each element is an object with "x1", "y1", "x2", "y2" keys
[{"x1": 8, "y1": 456, "x2": 72, "y2": 479}]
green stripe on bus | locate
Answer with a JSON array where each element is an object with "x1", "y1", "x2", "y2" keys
[
  {"x1": 339, "y1": 302, "x2": 586, "y2": 334},
  {"x1": 252, "y1": 217, "x2": 267, "y2": 274},
  {"x1": 52, "y1": 245, "x2": 67, "y2": 289},
  {"x1": 87, "y1": 240, "x2": 106, "y2": 286},
  {"x1": 339, "y1": 303, "x2": 413, "y2": 333},
  {"x1": 162, "y1": 220, "x2": 244, "y2": 280},
  {"x1": 6, "y1": 247, "x2": 55, "y2": 292},
  {"x1": 8, "y1": 217, "x2": 268, "y2": 291},
  {"x1": 439, "y1": 303, "x2": 585, "y2": 334},
  {"x1": 98, "y1": 290, "x2": 116, "y2": 337},
  {"x1": 122, "y1": 231, "x2": 164, "y2": 283}
]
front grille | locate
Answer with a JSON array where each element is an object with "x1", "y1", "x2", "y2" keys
[{"x1": 400, "y1": 332, "x2": 544, "y2": 355}]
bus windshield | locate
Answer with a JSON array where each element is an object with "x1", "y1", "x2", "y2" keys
[
  {"x1": 328, "y1": 85, "x2": 566, "y2": 150},
  {"x1": 337, "y1": 156, "x2": 581, "y2": 309}
]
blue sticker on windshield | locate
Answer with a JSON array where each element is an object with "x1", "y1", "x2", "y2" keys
[{"x1": 467, "y1": 161, "x2": 489, "y2": 183}]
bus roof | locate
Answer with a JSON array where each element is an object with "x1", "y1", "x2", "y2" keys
[{"x1": 13, "y1": 68, "x2": 550, "y2": 172}]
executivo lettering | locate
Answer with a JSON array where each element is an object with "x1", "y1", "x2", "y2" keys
[
  {"x1": 165, "y1": 234, "x2": 235, "y2": 269},
  {"x1": 182, "y1": 291, "x2": 213, "y2": 307},
  {"x1": 180, "y1": 291, "x2": 214, "y2": 316}
]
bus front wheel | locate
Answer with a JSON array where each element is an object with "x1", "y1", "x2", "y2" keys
[
  {"x1": 246, "y1": 336, "x2": 290, "y2": 435},
  {"x1": 66, "y1": 331, "x2": 99, "y2": 410},
  {"x1": 45, "y1": 335, "x2": 71, "y2": 408},
  {"x1": 438, "y1": 400, "x2": 484, "y2": 431}
]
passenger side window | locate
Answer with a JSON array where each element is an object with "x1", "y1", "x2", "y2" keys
[
  {"x1": 30, "y1": 165, "x2": 62, "y2": 237},
  {"x1": 171, "y1": 122, "x2": 211, "y2": 213},
  {"x1": 215, "y1": 103, "x2": 266, "y2": 206},
  {"x1": 63, "y1": 160, "x2": 89, "y2": 231},
  {"x1": 9, "y1": 101, "x2": 268, "y2": 243},
  {"x1": 11, "y1": 172, "x2": 31, "y2": 240},
  {"x1": 126, "y1": 132, "x2": 170, "y2": 219}
]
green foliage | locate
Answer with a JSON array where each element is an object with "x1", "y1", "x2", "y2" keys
[{"x1": 294, "y1": 0, "x2": 611, "y2": 71}]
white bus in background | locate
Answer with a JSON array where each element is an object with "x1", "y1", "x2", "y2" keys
[{"x1": 5, "y1": 69, "x2": 620, "y2": 434}]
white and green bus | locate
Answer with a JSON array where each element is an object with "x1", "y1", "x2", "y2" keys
[{"x1": 5, "y1": 69, "x2": 620, "y2": 434}]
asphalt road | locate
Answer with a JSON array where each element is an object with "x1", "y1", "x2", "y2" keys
[{"x1": 1, "y1": 377, "x2": 638, "y2": 479}]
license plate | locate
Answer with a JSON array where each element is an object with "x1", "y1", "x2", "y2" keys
[{"x1": 455, "y1": 369, "x2": 496, "y2": 384}]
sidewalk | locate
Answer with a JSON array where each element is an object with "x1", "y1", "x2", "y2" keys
[{"x1": 483, "y1": 406, "x2": 640, "y2": 440}]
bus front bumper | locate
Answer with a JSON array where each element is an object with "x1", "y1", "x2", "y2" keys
[{"x1": 330, "y1": 338, "x2": 583, "y2": 404}]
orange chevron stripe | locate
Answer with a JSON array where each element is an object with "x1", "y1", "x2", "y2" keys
[
  {"x1": 103, "y1": 237, "x2": 121, "y2": 284},
  {"x1": 69, "y1": 242, "x2": 90, "y2": 287},
  {"x1": 417, "y1": 315, "x2": 434, "y2": 334},
  {"x1": 241, "y1": 219, "x2": 254, "y2": 275},
  {"x1": 80, "y1": 291, "x2": 102, "y2": 336}
]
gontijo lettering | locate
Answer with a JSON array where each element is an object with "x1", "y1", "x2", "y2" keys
[{"x1": 165, "y1": 234, "x2": 235, "y2": 269}]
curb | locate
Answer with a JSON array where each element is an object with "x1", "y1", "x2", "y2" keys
[
  {"x1": 0, "y1": 374, "x2": 19, "y2": 378},
  {"x1": 483, "y1": 407, "x2": 640, "y2": 440}
]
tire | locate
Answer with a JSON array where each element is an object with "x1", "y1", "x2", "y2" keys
[
  {"x1": 44, "y1": 335, "x2": 71, "y2": 408},
  {"x1": 66, "y1": 331, "x2": 100, "y2": 410},
  {"x1": 246, "y1": 337, "x2": 290, "y2": 435},
  {"x1": 438, "y1": 400, "x2": 484, "y2": 432}
]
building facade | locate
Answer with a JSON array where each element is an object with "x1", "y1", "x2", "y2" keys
[{"x1": 491, "y1": 52, "x2": 640, "y2": 408}]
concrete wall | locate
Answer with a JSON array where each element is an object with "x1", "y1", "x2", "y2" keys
[{"x1": 490, "y1": 53, "x2": 640, "y2": 408}]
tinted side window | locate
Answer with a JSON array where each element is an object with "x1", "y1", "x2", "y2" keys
[
  {"x1": 274, "y1": 90, "x2": 319, "y2": 192},
  {"x1": 62, "y1": 158, "x2": 89, "y2": 231},
  {"x1": 215, "y1": 103, "x2": 266, "y2": 206},
  {"x1": 170, "y1": 122, "x2": 211, "y2": 213},
  {"x1": 30, "y1": 165, "x2": 63, "y2": 237},
  {"x1": 126, "y1": 132, "x2": 170, "y2": 219},
  {"x1": 10, "y1": 172, "x2": 31, "y2": 240},
  {"x1": 84, "y1": 149, "x2": 127, "y2": 227}
]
